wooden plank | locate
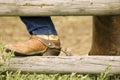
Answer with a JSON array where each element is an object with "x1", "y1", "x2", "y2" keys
[
  {"x1": 1, "y1": 56, "x2": 120, "y2": 74},
  {"x1": 0, "y1": 0, "x2": 120, "y2": 16}
]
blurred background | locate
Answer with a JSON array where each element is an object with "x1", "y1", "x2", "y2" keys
[{"x1": 0, "y1": 16, "x2": 92, "y2": 56}]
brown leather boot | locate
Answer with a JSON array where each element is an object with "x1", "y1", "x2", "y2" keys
[{"x1": 4, "y1": 35, "x2": 61, "y2": 56}]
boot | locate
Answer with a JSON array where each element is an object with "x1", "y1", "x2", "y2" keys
[{"x1": 4, "y1": 35, "x2": 61, "y2": 56}]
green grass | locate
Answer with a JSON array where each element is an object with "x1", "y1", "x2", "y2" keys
[
  {"x1": 0, "y1": 70, "x2": 119, "y2": 80},
  {"x1": 0, "y1": 42, "x2": 119, "y2": 80}
]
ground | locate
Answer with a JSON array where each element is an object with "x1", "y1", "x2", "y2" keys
[{"x1": 0, "y1": 16, "x2": 92, "y2": 56}]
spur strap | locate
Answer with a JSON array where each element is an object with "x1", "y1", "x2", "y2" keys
[{"x1": 38, "y1": 37, "x2": 60, "y2": 49}]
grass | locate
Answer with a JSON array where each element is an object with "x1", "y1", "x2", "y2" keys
[
  {"x1": 0, "y1": 42, "x2": 119, "y2": 80},
  {"x1": 0, "y1": 69, "x2": 119, "y2": 80}
]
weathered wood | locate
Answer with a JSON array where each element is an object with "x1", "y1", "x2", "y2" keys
[
  {"x1": 0, "y1": 0, "x2": 120, "y2": 16},
  {"x1": 2, "y1": 56, "x2": 120, "y2": 74},
  {"x1": 89, "y1": 16, "x2": 120, "y2": 55}
]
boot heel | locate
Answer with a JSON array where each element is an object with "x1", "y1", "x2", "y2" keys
[{"x1": 43, "y1": 48, "x2": 61, "y2": 56}]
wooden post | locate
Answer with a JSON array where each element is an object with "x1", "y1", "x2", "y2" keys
[
  {"x1": 1, "y1": 56, "x2": 120, "y2": 74},
  {"x1": 89, "y1": 16, "x2": 120, "y2": 55}
]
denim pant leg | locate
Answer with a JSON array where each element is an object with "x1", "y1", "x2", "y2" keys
[{"x1": 20, "y1": 16, "x2": 57, "y2": 35}]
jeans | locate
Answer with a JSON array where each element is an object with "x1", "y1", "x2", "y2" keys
[{"x1": 20, "y1": 16, "x2": 57, "y2": 35}]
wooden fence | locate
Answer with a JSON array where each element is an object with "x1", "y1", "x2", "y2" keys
[
  {"x1": 0, "y1": 0, "x2": 120, "y2": 74},
  {"x1": 0, "y1": 0, "x2": 120, "y2": 16},
  {"x1": 1, "y1": 56, "x2": 120, "y2": 74}
]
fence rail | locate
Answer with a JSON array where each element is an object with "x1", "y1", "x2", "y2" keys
[
  {"x1": 1, "y1": 56, "x2": 120, "y2": 74},
  {"x1": 0, "y1": 0, "x2": 120, "y2": 16}
]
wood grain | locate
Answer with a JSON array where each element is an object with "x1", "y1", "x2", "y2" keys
[
  {"x1": 1, "y1": 56, "x2": 120, "y2": 74},
  {"x1": 0, "y1": 0, "x2": 120, "y2": 16}
]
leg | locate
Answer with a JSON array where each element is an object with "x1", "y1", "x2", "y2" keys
[
  {"x1": 20, "y1": 16, "x2": 57, "y2": 35},
  {"x1": 89, "y1": 16, "x2": 120, "y2": 55},
  {"x1": 5, "y1": 16, "x2": 61, "y2": 56}
]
